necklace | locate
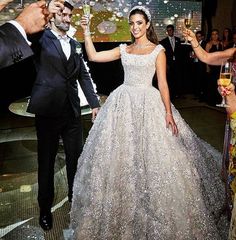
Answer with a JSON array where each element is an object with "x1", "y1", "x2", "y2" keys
[{"x1": 133, "y1": 41, "x2": 151, "y2": 49}]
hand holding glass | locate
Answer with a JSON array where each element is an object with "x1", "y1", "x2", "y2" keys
[
  {"x1": 82, "y1": 1, "x2": 90, "y2": 34},
  {"x1": 216, "y1": 61, "x2": 232, "y2": 108},
  {"x1": 182, "y1": 10, "x2": 193, "y2": 45}
]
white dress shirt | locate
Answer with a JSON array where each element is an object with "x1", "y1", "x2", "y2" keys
[
  {"x1": 51, "y1": 30, "x2": 71, "y2": 60},
  {"x1": 168, "y1": 36, "x2": 175, "y2": 51}
]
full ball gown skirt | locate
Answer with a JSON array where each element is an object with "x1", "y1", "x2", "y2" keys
[{"x1": 69, "y1": 44, "x2": 226, "y2": 239}]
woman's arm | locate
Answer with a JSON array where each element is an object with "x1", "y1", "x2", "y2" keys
[
  {"x1": 81, "y1": 16, "x2": 120, "y2": 62},
  {"x1": 156, "y1": 50, "x2": 171, "y2": 114},
  {"x1": 156, "y1": 49, "x2": 178, "y2": 136},
  {"x1": 183, "y1": 29, "x2": 236, "y2": 65},
  {"x1": 202, "y1": 48, "x2": 235, "y2": 65}
]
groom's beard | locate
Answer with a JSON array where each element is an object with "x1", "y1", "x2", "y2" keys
[{"x1": 55, "y1": 21, "x2": 70, "y2": 32}]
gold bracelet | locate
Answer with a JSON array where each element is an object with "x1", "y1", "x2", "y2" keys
[
  {"x1": 192, "y1": 43, "x2": 200, "y2": 48},
  {"x1": 166, "y1": 112, "x2": 172, "y2": 116}
]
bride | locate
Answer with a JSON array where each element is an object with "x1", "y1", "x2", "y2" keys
[{"x1": 69, "y1": 5, "x2": 227, "y2": 239}]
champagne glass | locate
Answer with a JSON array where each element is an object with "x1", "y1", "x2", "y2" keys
[
  {"x1": 15, "y1": 0, "x2": 24, "y2": 11},
  {"x1": 82, "y1": 0, "x2": 90, "y2": 34},
  {"x1": 182, "y1": 10, "x2": 193, "y2": 45},
  {"x1": 216, "y1": 61, "x2": 232, "y2": 108}
]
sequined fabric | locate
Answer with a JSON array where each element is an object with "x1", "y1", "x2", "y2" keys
[
  {"x1": 69, "y1": 44, "x2": 226, "y2": 239},
  {"x1": 227, "y1": 112, "x2": 236, "y2": 240}
]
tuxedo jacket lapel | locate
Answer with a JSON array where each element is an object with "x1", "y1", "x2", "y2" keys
[
  {"x1": 52, "y1": 38, "x2": 68, "y2": 63},
  {"x1": 45, "y1": 30, "x2": 68, "y2": 73},
  {"x1": 44, "y1": 30, "x2": 80, "y2": 79},
  {"x1": 67, "y1": 40, "x2": 80, "y2": 79}
]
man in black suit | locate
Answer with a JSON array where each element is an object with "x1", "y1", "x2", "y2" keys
[
  {"x1": 0, "y1": 1, "x2": 51, "y2": 69},
  {"x1": 160, "y1": 24, "x2": 182, "y2": 99},
  {"x1": 27, "y1": 1, "x2": 100, "y2": 231}
]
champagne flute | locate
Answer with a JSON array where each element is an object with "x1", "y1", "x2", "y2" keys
[
  {"x1": 82, "y1": 0, "x2": 90, "y2": 34},
  {"x1": 216, "y1": 61, "x2": 232, "y2": 108},
  {"x1": 15, "y1": 0, "x2": 24, "y2": 10},
  {"x1": 182, "y1": 10, "x2": 193, "y2": 45}
]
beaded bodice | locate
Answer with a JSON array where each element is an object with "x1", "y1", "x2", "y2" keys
[{"x1": 120, "y1": 44, "x2": 164, "y2": 87}]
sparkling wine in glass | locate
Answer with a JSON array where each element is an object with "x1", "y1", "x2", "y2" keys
[
  {"x1": 216, "y1": 61, "x2": 232, "y2": 108},
  {"x1": 184, "y1": 18, "x2": 192, "y2": 29},
  {"x1": 82, "y1": 0, "x2": 90, "y2": 34},
  {"x1": 182, "y1": 10, "x2": 193, "y2": 45}
]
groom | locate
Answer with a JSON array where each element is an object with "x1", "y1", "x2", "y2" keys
[{"x1": 27, "y1": 0, "x2": 100, "y2": 231}]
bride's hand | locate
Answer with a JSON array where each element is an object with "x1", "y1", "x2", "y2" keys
[
  {"x1": 166, "y1": 114, "x2": 178, "y2": 136},
  {"x1": 91, "y1": 107, "x2": 99, "y2": 123},
  {"x1": 80, "y1": 15, "x2": 90, "y2": 32}
]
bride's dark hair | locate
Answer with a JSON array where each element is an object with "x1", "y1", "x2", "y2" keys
[{"x1": 129, "y1": 8, "x2": 158, "y2": 45}]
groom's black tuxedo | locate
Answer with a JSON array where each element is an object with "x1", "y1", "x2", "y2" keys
[
  {"x1": 0, "y1": 23, "x2": 33, "y2": 69},
  {"x1": 27, "y1": 29, "x2": 99, "y2": 116},
  {"x1": 27, "y1": 29, "x2": 100, "y2": 212}
]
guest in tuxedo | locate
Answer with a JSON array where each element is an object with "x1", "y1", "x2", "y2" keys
[
  {"x1": 190, "y1": 30, "x2": 207, "y2": 101},
  {"x1": 27, "y1": 1, "x2": 100, "y2": 231},
  {"x1": 0, "y1": 0, "x2": 52, "y2": 69},
  {"x1": 160, "y1": 24, "x2": 182, "y2": 99}
]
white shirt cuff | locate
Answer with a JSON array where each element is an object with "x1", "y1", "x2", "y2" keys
[{"x1": 8, "y1": 20, "x2": 32, "y2": 46}]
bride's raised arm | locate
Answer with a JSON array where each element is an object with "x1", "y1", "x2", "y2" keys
[{"x1": 80, "y1": 15, "x2": 121, "y2": 63}]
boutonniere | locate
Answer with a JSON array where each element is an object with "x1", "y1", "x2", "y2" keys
[{"x1": 76, "y1": 45, "x2": 82, "y2": 55}]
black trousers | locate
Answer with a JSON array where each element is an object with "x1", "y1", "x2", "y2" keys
[{"x1": 35, "y1": 113, "x2": 83, "y2": 213}]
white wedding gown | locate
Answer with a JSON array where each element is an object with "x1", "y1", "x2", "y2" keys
[{"x1": 69, "y1": 44, "x2": 227, "y2": 239}]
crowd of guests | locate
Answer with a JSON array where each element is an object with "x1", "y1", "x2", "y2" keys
[{"x1": 161, "y1": 25, "x2": 236, "y2": 106}]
